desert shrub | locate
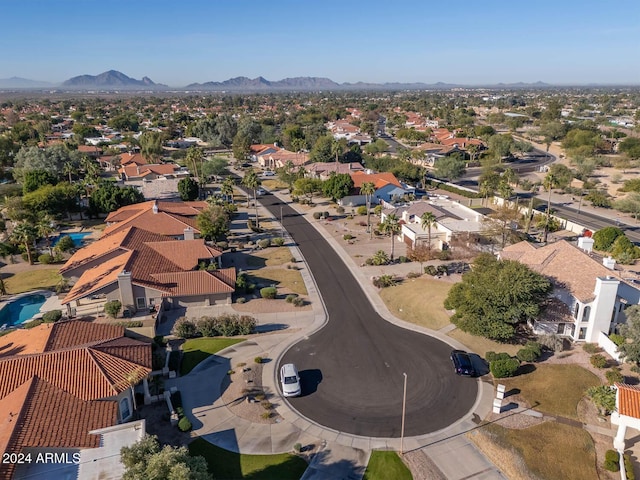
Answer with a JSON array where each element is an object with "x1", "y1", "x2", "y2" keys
[
  {"x1": 293, "y1": 443, "x2": 302, "y2": 453},
  {"x1": 55, "y1": 235, "x2": 75, "y2": 252},
  {"x1": 261, "y1": 412, "x2": 272, "y2": 419},
  {"x1": 38, "y1": 253, "x2": 53, "y2": 264},
  {"x1": 609, "y1": 333, "x2": 625, "y2": 347},
  {"x1": 24, "y1": 319, "x2": 44, "y2": 329},
  {"x1": 525, "y1": 341, "x2": 542, "y2": 356},
  {"x1": 517, "y1": 348, "x2": 539, "y2": 363},
  {"x1": 286, "y1": 294, "x2": 297, "y2": 303},
  {"x1": 323, "y1": 211, "x2": 329, "y2": 218},
  {"x1": 538, "y1": 334, "x2": 565, "y2": 352},
  {"x1": 254, "y1": 357, "x2": 263, "y2": 364},
  {"x1": 485, "y1": 351, "x2": 512, "y2": 362},
  {"x1": 397, "y1": 256, "x2": 410, "y2": 263},
  {"x1": 197, "y1": 316, "x2": 218, "y2": 337},
  {"x1": 358, "y1": 221, "x2": 367, "y2": 227},
  {"x1": 590, "y1": 354, "x2": 608, "y2": 368},
  {"x1": 272, "y1": 237, "x2": 285, "y2": 247},
  {"x1": 172, "y1": 317, "x2": 198, "y2": 338},
  {"x1": 583, "y1": 343, "x2": 601, "y2": 354},
  {"x1": 178, "y1": 416, "x2": 192, "y2": 432},
  {"x1": 369, "y1": 250, "x2": 390, "y2": 266},
  {"x1": 437, "y1": 250, "x2": 452, "y2": 260},
  {"x1": 406, "y1": 271, "x2": 422, "y2": 278},
  {"x1": 42, "y1": 309, "x2": 62, "y2": 323},
  {"x1": 313, "y1": 211, "x2": 322, "y2": 219},
  {"x1": 260, "y1": 286, "x2": 277, "y2": 299},
  {"x1": 343, "y1": 234, "x2": 354, "y2": 241},
  {"x1": 424, "y1": 265, "x2": 438, "y2": 276},
  {"x1": 625, "y1": 454, "x2": 634, "y2": 480},
  {"x1": 215, "y1": 314, "x2": 236, "y2": 336},
  {"x1": 335, "y1": 206, "x2": 345, "y2": 214},
  {"x1": 216, "y1": 241, "x2": 229, "y2": 250},
  {"x1": 593, "y1": 226, "x2": 624, "y2": 252},
  {"x1": 606, "y1": 368, "x2": 624, "y2": 385},
  {"x1": 104, "y1": 300, "x2": 122, "y2": 318},
  {"x1": 356, "y1": 206, "x2": 367, "y2": 215},
  {"x1": 236, "y1": 315, "x2": 256, "y2": 335},
  {"x1": 236, "y1": 297, "x2": 246, "y2": 304},
  {"x1": 373, "y1": 275, "x2": 396, "y2": 288},
  {"x1": 436, "y1": 264, "x2": 448, "y2": 275},
  {"x1": 604, "y1": 450, "x2": 620, "y2": 472},
  {"x1": 261, "y1": 401, "x2": 273, "y2": 410},
  {"x1": 292, "y1": 297, "x2": 305, "y2": 307},
  {"x1": 236, "y1": 272, "x2": 248, "y2": 292},
  {"x1": 257, "y1": 238, "x2": 271, "y2": 249},
  {"x1": 490, "y1": 358, "x2": 520, "y2": 378}
]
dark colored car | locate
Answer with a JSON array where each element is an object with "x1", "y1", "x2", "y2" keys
[{"x1": 450, "y1": 349, "x2": 475, "y2": 376}]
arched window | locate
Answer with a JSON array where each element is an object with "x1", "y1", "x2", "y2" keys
[
  {"x1": 120, "y1": 397, "x2": 131, "y2": 420},
  {"x1": 574, "y1": 303, "x2": 580, "y2": 319},
  {"x1": 582, "y1": 306, "x2": 591, "y2": 322}
]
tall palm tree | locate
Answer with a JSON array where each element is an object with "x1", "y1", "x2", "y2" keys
[
  {"x1": 420, "y1": 211, "x2": 437, "y2": 250},
  {"x1": 186, "y1": 147, "x2": 204, "y2": 184},
  {"x1": 380, "y1": 214, "x2": 401, "y2": 261},
  {"x1": 360, "y1": 181, "x2": 376, "y2": 238},
  {"x1": 220, "y1": 177, "x2": 235, "y2": 204},
  {"x1": 542, "y1": 172, "x2": 559, "y2": 243},
  {"x1": 242, "y1": 170, "x2": 261, "y2": 229},
  {"x1": 11, "y1": 222, "x2": 37, "y2": 265},
  {"x1": 63, "y1": 161, "x2": 75, "y2": 183},
  {"x1": 37, "y1": 215, "x2": 56, "y2": 256}
]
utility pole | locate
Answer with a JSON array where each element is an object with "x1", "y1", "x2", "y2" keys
[{"x1": 400, "y1": 372, "x2": 407, "y2": 455}]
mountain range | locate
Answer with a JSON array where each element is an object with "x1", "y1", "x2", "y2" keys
[{"x1": 0, "y1": 70, "x2": 554, "y2": 91}]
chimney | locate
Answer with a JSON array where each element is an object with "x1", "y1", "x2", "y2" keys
[
  {"x1": 152, "y1": 200, "x2": 158, "y2": 214},
  {"x1": 183, "y1": 227, "x2": 195, "y2": 241},
  {"x1": 603, "y1": 257, "x2": 616, "y2": 270},
  {"x1": 117, "y1": 271, "x2": 135, "y2": 312},
  {"x1": 577, "y1": 236, "x2": 594, "y2": 254}
]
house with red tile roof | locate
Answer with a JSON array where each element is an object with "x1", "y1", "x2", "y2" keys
[
  {"x1": 326, "y1": 119, "x2": 372, "y2": 145},
  {"x1": 304, "y1": 162, "x2": 365, "y2": 180},
  {"x1": 500, "y1": 239, "x2": 640, "y2": 342},
  {"x1": 60, "y1": 225, "x2": 233, "y2": 317},
  {"x1": 118, "y1": 162, "x2": 188, "y2": 181},
  {"x1": 256, "y1": 148, "x2": 310, "y2": 170},
  {"x1": 338, "y1": 171, "x2": 409, "y2": 207},
  {"x1": 612, "y1": 383, "x2": 640, "y2": 457},
  {"x1": 0, "y1": 321, "x2": 151, "y2": 480}
]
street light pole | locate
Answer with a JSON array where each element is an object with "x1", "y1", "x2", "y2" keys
[
  {"x1": 400, "y1": 372, "x2": 407, "y2": 455},
  {"x1": 280, "y1": 205, "x2": 284, "y2": 237}
]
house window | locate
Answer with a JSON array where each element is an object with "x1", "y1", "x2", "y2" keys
[
  {"x1": 579, "y1": 327, "x2": 587, "y2": 340},
  {"x1": 557, "y1": 323, "x2": 565, "y2": 335},
  {"x1": 136, "y1": 297, "x2": 146, "y2": 309},
  {"x1": 574, "y1": 303, "x2": 580, "y2": 319},
  {"x1": 582, "y1": 306, "x2": 591, "y2": 322},
  {"x1": 120, "y1": 397, "x2": 131, "y2": 420}
]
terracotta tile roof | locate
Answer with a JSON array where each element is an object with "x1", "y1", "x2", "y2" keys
[
  {"x1": 78, "y1": 145, "x2": 102, "y2": 154},
  {"x1": 0, "y1": 377, "x2": 117, "y2": 479},
  {"x1": 350, "y1": 171, "x2": 402, "y2": 190},
  {"x1": 118, "y1": 163, "x2": 180, "y2": 179},
  {"x1": 0, "y1": 336, "x2": 151, "y2": 402},
  {"x1": 119, "y1": 152, "x2": 148, "y2": 166},
  {"x1": 501, "y1": 240, "x2": 622, "y2": 302},
  {"x1": 103, "y1": 208, "x2": 201, "y2": 238},
  {"x1": 616, "y1": 383, "x2": 640, "y2": 418},
  {"x1": 62, "y1": 250, "x2": 133, "y2": 304},
  {"x1": 45, "y1": 320, "x2": 124, "y2": 351},
  {"x1": 60, "y1": 227, "x2": 131, "y2": 274},
  {"x1": 250, "y1": 144, "x2": 281, "y2": 154},
  {"x1": 415, "y1": 142, "x2": 458, "y2": 155},
  {"x1": 150, "y1": 268, "x2": 236, "y2": 296},
  {"x1": 146, "y1": 240, "x2": 222, "y2": 270},
  {"x1": 0, "y1": 325, "x2": 53, "y2": 358},
  {"x1": 103, "y1": 200, "x2": 207, "y2": 225}
]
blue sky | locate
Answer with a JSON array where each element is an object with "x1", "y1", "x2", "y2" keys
[{"x1": 3, "y1": 0, "x2": 640, "y2": 86}]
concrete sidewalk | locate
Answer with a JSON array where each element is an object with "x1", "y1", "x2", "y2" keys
[{"x1": 172, "y1": 185, "x2": 506, "y2": 480}]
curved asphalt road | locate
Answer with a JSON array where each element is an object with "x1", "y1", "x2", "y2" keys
[{"x1": 259, "y1": 193, "x2": 477, "y2": 437}]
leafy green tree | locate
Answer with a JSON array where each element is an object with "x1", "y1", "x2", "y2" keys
[
  {"x1": 220, "y1": 177, "x2": 235, "y2": 204},
  {"x1": 610, "y1": 235, "x2": 640, "y2": 263},
  {"x1": 201, "y1": 157, "x2": 229, "y2": 179},
  {"x1": 196, "y1": 205, "x2": 229, "y2": 241},
  {"x1": 72, "y1": 123, "x2": 99, "y2": 141},
  {"x1": 619, "y1": 305, "x2": 640, "y2": 365},
  {"x1": 487, "y1": 134, "x2": 514, "y2": 160},
  {"x1": 104, "y1": 300, "x2": 122, "y2": 318},
  {"x1": 139, "y1": 131, "x2": 164, "y2": 162},
  {"x1": 435, "y1": 155, "x2": 466, "y2": 180},
  {"x1": 22, "y1": 169, "x2": 58, "y2": 193},
  {"x1": 444, "y1": 253, "x2": 552, "y2": 341},
  {"x1": 322, "y1": 173, "x2": 353, "y2": 201},
  {"x1": 55, "y1": 235, "x2": 75, "y2": 253},
  {"x1": 37, "y1": 214, "x2": 56, "y2": 255},
  {"x1": 277, "y1": 161, "x2": 302, "y2": 191},
  {"x1": 13, "y1": 144, "x2": 79, "y2": 182},
  {"x1": 292, "y1": 177, "x2": 322, "y2": 204},
  {"x1": 539, "y1": 121, "x2": 567, "y2": 152},
  {"x1": 120, "y1": 435, "x2": 211, "y2": 480},
  {"x1": 619, "y1": 137, "x2": 640, "y2": 160},
  {"x1": 89, "y1": 182, "x2": 145, "y2": 214},
  {"x1": 614, "y1": 193, "x2": 640, "y2": 222},
  {"x1": 548, "y1": 163, "x2": 573, "y2": 188},
  {"x1": 309, "y1": 135, "x2": 335, "y2": 163},
  {"x1": 109, "y1": 113, "x2": 139, "y2": 132},
  {"x1": 586, "y1": 385, "x2": 616, "y2": 416},
  {"x1": 593, "y1": 226, "x2": 624, "y2": 251},
  {"x1": 380, "y1": 214, "x2": 401, "y2": 261},
  {"x1": 178, "y1": 177, "x2": 199, "y2": 201}
]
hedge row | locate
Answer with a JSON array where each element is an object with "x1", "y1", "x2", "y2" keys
[{"x1": 172, "y1": 314, "x2": 256, "y2": 338}]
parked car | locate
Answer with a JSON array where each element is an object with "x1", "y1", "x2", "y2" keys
[
  {"x1": 256, "y1": 188, "x2": 266, "y2": 196},
  {"x1": 450, "y1": 350, "x2": 475, "y2": 377},
  {"x1": 280, "y1": 363, "x2": 301, "y2": 397}
]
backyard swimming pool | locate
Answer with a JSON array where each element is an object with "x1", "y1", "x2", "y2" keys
[
  {"x1": 52, "y1": 232, "x2": 91, "y2": 247},
  {"x1": 0, "y1": 293, "x2": 47, "y2": 328}
]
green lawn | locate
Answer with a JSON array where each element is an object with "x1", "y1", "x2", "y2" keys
[
  {"x1": 475, "y1": 422, "x2": 597, "y2": 480},
  {"x1": 497, "y1": 363, "x2": 600, "y2": 419},
  {"x1": 363, "y1": 451, "x2": 412, "y2": 480},
  {"x1": 189, "y1": 438, "x2": 307, "y2": 480},
  {"x1": 379, "y1": 276, "x2": 452, "y2": 330},
  {"x1": 181, "y1": 337, "x2": 245, "y2": 375},
  {"x1": 3, "y1": 268, "x2": 61, "y2": 294}
]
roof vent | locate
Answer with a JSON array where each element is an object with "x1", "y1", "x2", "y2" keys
[
  {"x1": 152, "y1": 200, "x2": 159, "y2": 214},
  {"x1": 603, "y1": 257, "x2": 616, "y2": 270}
]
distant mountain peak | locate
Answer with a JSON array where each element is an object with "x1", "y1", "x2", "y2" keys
[{"x1": 61, "y1": 70, "x2": 165, "y2": 89}]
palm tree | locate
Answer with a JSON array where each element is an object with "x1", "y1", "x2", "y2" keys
[
  {"x1": 542, "y1": 172, "x2": 559, "y2": 242},
  {"x1": 360, "y1": 181, "x2": 376, "y2": 238},
  {"x1": 37, "y1": 215, "x2": 56, "y2": 256},
  {"x1": 63, "y1": 161, "x2": 75, "y2": 183},
  {"x1": 242, "y1": 170, "x2": 261, "y2": 229},
  {"x1": 380, "y1": 214, "x2": 401, "y2": 261},
  {"x1": 186, "y1": 147, "x2": 204, "y2": 184},
  {"x1": 420, "y1": 211, "x2": 437, "y2": 250},
  {"x1": 11, "y1": 222, "x2": 37, "y2": 265},
  {"x1": 220, "y1": 177, "x2": 235, "y2": 204}
]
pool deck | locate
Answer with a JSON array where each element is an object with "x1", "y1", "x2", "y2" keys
[{"x1": 0, "y1": 290, "x2": 63, "y2": 327}]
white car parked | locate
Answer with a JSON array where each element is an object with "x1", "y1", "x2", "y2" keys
[{"x1": 280, "y1": 363, "x2": 301, "y2": 397}]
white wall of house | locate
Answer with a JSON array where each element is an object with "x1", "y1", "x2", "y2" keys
[{"x1": 587, "y1": 277, "x2": 621, "y2": 342}]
